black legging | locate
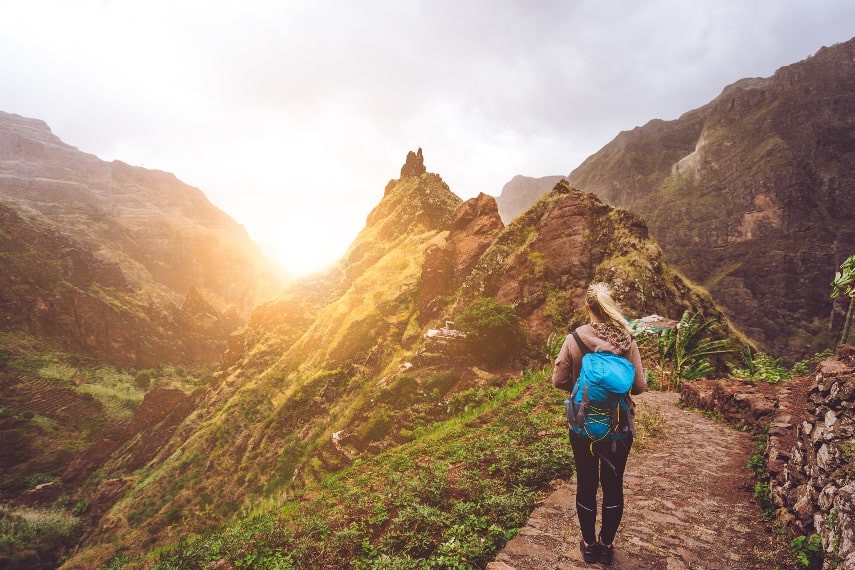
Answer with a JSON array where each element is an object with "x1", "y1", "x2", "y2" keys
[{"x1": 569, "y1": 431, "x2": 633, "y2": 545}]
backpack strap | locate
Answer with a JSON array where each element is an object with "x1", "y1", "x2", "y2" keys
[
  {"x1": 571, "y1": 330, "x2": 592, "y2": 356},
  {"x1": 569, "y1": 330, "x2": 591, "y2": 400}
]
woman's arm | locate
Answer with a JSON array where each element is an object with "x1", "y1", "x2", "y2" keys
[{"x1": 551, "y1": 335, "x2": 575, "y2": 391}]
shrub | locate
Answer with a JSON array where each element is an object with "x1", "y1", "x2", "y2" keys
[
  {"x1": 456, "y1": 298, "x2": 524, "y2": 366},
  {"x1": 359, "y1": 410, "x2": 391, "y2": 443},
  {"x1": 0, "y1": 505, "x2": 82, "y2": 567},
  {"x1": 422, "y1": 372, "x2": 457, "y2": 396},
  {"x1": 791, "y1": 533, "x2": 823, "y2": 568},
  {"x1": 729, "y1": 346, "x2": 792, "y2": 383}
]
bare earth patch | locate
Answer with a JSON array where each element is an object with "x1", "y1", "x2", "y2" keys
[{"x1": 487, "y1": 391, "x2": 795, "y2": 569}]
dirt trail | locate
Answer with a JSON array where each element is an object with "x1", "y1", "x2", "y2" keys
[{"x1": 487, "y1": 391, "x2": 789, "y2": 570}]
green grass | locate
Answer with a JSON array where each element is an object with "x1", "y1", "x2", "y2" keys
[
  {"x1": 0, "y1": 504, "x2": 82, "y2": 569},
  {"x1": 77, "y1": 368, "x2": 144, "y2": 420},
  {"x1": 747, "y1": 432, "x2": 775, "y2": 519},
  {"x1": 143, "y1": 369, "x2": 574, "y2": 569}
]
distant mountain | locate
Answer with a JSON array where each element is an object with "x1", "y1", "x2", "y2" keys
[
  {"x1": 62, "y1": 151, "x2": 730, "y2": 567},
  {"x1": 494, "y1": 174, "x2": 565, "y2": 223},
  {"x1": 0, "y1": 111, "x2": 282, "y2": 366},
  {"x1": 567, "y1": 38, "x2": 855, "y2": 359},
  {"x1": 491, "y1": 39, "x2": 855, "y2": 360}
]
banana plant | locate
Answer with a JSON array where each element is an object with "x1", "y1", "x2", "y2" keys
[
  {"x1": 831, "y1": 254, "x2": 855, "y2": 347},
  {"x1": 646, "y1": 310, "x2": 732, "y2": 391}
]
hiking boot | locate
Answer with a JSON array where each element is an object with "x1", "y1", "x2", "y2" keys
[
  {"x1": 597, "y1": 541, "x2": 615, "y2": 566},
  {"x1": 579, "y1": 540, "x2": 599, "y2": 563}
]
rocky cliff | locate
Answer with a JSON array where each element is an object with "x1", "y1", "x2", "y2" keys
[
  {"x1": 0, "y1": 111, "x2": 281, "y2": 366},
  {"x1": 455, "y1": 179, "x2": 726, "y2": 344},
  {"x1": 567, "y1": 38, "x2": 855, "y2": 360}
]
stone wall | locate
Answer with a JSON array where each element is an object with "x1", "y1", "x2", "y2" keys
[
  {"x1": 778, "y1": 354, "x2": 855, "y2": 569},
  {"x1": 680, "y1": 350, "x2": 855, "y2": 569}
]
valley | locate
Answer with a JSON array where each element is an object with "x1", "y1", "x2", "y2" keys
[{"x1": 1, "y1": 37, "x2": 854, "y2": 570}]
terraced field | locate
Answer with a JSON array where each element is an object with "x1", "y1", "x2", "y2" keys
[{"x1": 5, "y1": 375, "x2": 104, "y2": 425}]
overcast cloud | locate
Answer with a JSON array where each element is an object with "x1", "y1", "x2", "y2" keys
[{"x1": 1, "y1": 0, "x2": 853, "y2": 275}]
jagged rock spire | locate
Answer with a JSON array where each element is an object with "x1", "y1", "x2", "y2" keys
[{"x1": 400, "y1": 147, "x2": 426, "y2": 177}]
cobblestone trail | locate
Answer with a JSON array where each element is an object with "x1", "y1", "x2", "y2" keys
[{"x1": 487, "y1": 391, "x2": 787, "y2": 570}]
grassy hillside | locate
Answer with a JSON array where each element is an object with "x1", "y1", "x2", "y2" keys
[{"x1": 0, "y1": 332, "x2": 209, "y2": 569}]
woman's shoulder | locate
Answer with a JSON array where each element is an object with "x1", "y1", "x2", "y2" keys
[{"x1": 572, "y1": 323, "x2": 594, "y2": 335}]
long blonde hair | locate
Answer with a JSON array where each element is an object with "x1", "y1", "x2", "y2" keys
[{"x1": 586, "y1": 282, "x2": 632, "y2": 333}]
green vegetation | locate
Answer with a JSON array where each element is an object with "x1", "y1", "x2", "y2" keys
[
  {"x1": 130, "y1": 362, "x2": 668, "y2": 570},
  {"x1": 138, "y1": 369, "x2": 572, "y2": 569},
  {"x1": 830, "y1": 254, "x2": 855, "y2": 347},
  {"x1": 729, "y1": 346, "x2": 794, "y2": 383},
  {"x1": 824, "y1": 508, "x2": 841, "y2": 569},
  {"x1": 0, "y1": 473, "x2": 59, "y2": 493},
  {"x1": 729, "y1": 346, "x2": 833, "y2": 383},
  {"x1": 542, "y1": 287, "x2": 569, "y2": 329},
  {"x1": 747, "y1": 432, "x2": 775, "y2": 520},
  {"x1": 639, "y1": 310, "x2": 732, "y2": 390},
  {"x1": 456, "y1": 298, "x2": 525, "y2": 366},
  {"x1": 0, "y1": 504, "x2": 82, "y2": 569},
  {"x1": 0, "y1": 332, "x2": 208, "y2": 500},
  {"x1": 790, "y1": 533, "x2": 823, "y2": 568},
  {"x1": 77, "y1": 368, "x2": 143, "y2": 420}
]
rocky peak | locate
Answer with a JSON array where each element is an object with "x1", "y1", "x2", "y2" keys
[
  {"x1": 458, "y1": 183, "x2": 722, "y2": 341},
  {"x1": 363, "y1": 151, "x2": 460, "y2": 244},
  {"x1": 400, "y1": 147, "x2": 426, "y2": 178},
  {"x1": 418, "y1": 193, "x2": 504, "y2": 323},
  {"x1": 0, "y1": 111, "x2": 72, "y2": 157}
]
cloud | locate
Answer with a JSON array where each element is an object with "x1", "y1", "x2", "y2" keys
[{"x1": 1, "y1": 0, "x2": 853, "y2": 274}]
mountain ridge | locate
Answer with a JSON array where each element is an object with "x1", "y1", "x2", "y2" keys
[
  {"x1": 568, "y1": 37, "x2": 855, "y2": 359},
  {"x1": 0, "y1": 110, "x2": 282, "y2": 366}
]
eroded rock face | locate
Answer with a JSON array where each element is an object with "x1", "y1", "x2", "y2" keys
[
  {"x1": 448, "y1": 193, "x2": 505, "y2": 279},
  {"x1": 418, "y1": 193, "x2": 504, "y2": 324}
]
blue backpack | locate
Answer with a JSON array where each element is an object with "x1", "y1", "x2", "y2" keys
[{"x1": 564, "y1": 330, "x2": 635, "y2": 450}]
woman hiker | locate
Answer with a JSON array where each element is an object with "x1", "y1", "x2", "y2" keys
[{"x1": 551, "y1": 282, "x2": 647, "y2": 565}]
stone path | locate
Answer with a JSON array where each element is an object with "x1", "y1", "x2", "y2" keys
[{"x1": 487, "y1": 391, "x2": 790, "y2": 570}]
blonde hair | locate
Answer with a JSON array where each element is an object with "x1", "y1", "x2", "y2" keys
[{"x1": 586, "y1": 282, "x2": 632, "y2": 332}]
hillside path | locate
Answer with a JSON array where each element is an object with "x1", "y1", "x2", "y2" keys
[{"x1": 486, "y1": 391, "x2": 787, "y2": 570}]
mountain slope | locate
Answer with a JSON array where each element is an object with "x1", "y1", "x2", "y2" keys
[
  {"x1": 61, "y1": 154, "x2": 733, "y2": 568},
  {"x1": 567, "y1": 38, "x2": 855, "y2": 359},
  {"x1": 0, "y1": 111, "x2": 282, "y2": 365}
]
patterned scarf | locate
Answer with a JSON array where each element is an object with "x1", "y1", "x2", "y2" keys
[{"x1": 591, "y1": 321, "x2": 632, "y2": 352}]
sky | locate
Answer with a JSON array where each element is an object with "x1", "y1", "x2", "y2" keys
[{"x1": 1, "y1": 1, "x2": 853, "y2": 276}]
